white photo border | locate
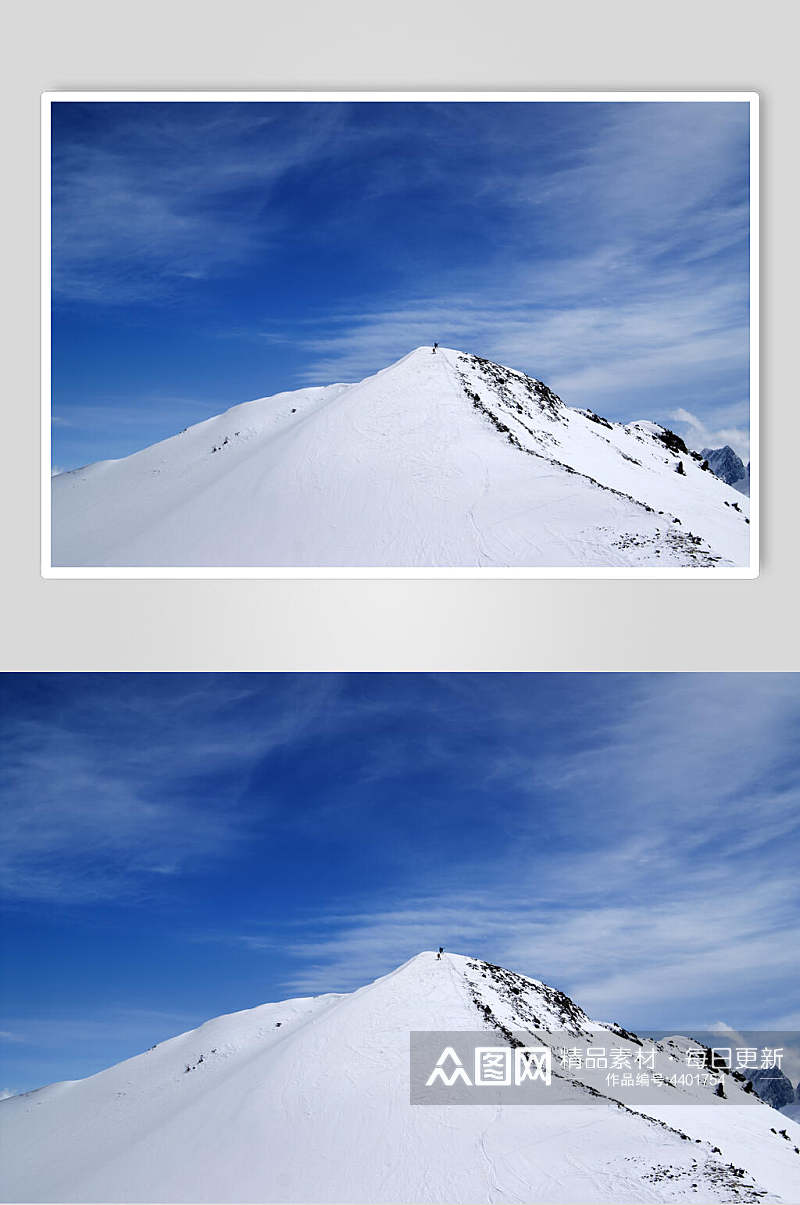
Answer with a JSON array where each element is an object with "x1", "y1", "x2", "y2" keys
[{"x1": 41, "y1": 90, "x2": 759, "y2": 580}]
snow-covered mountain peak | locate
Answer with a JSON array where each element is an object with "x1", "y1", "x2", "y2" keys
[
  {"x1": 1, "y1": 952, "x2": 798, "y2": 1203},
  {"x1": 346, "y1": 950, "x2": 596, "y2": 1036},
  {"x1": 52, "y1": 348, "x2": 752, "y2": 569}
]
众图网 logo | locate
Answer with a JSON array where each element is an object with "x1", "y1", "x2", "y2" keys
[
  {"x1": 425, "y1": 1045, "x2": 551, "y2": 1088},
  {"x1": 410, "y1": 1030, "x2": 793, "y2": 1106}
]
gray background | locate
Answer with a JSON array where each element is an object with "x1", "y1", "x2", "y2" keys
[{"x1": 2, "y1": 0, "x2": 797, "y2": 671}]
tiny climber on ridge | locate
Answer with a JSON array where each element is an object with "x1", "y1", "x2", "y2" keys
[
  {"x1": 432, "y1": 342, "x2": 438, "y2": 354},
  {"x1": 437, "y1": 946, "x2": 444, "y2": 960}
]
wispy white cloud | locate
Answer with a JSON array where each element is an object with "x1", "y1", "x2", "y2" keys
[
  {"x1": 52, "y1": 104, "x2": 348, "y2": 303},
  {"x1": 7, "y1": 674, "x2": 792, "y2": 1034},
  {"x1": 273, "y1": 863, "x2": 798, "y2": 1028},
  {"x1": 275, "y1": 874, "x2": 798, "y2": 1030},
  {"x1": 667, "y1": 404, "x2": 750, "y2": 461},
  {"x1": 0, "y1": 1007, "x2": 199, "y2": 1050},
  {"x1": 277, "y1": 259, "x2": 747, "y2": 431},
  {"x1": 503, "y1": 102, "x2": 748, "y2": 246},
  {"x1": 266, "y1": 676, "x2": 799, "y2": 1027},
  {"x1": 0, "y1": 675, "x2": 343, "y2": 902},
  {"x1": 52, "y1": 101, "x2": 751, "y2": 459},
  {"x1": 271, "y1": 102, "x2": 750, "y2": 431}
]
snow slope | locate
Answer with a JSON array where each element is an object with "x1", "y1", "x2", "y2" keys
[
  {"x1": 2, "y1": 953, "x2": 797, "y2": 1204},
  {"x1": 52, "y1": 348, "x2": 751, "y2": 569}
]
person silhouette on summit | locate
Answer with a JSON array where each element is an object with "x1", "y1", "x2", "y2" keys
[
  {"x1": 432, "y1": 343, "x2": 438, "y2": 354},
  {"x1": 437, "y1": 946, "x2": 444, "y2": 960}
]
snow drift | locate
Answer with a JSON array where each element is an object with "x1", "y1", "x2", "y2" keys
[
  {"x1": 1, "y1": 952, "x2": 797, "y2": 1203},
  {"x1": 51, "y1": 348, "x2": 751, "y2": 569}
]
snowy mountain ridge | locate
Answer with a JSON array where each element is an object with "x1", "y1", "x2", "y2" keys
[
  {"x1": 52, "y1": 347, "x2": 751, "y2": 569},
  {"x1": 1, "y1": 952, "x2": 797, "y2": 1203}
]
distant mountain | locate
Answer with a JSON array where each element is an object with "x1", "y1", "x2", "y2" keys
[
  {"x1": 701, "y1": 446, "x2": 750, "y2": 496},
  {"x1": 52, "y1": 348, "x2": 751, "y2": 569},
  {"x1": 2, "y1": 952, "x2": 798, "y2": 1203},
  {"x1": 742, "y1": 1064, "x2": 796, "y2": 1110}
]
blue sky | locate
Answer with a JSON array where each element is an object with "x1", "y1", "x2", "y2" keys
[
  {"x1": 1, "y1": 673, "x2": 797, "y2": 1096},
  {"x1": 51, "y1": 100, "x2": 751, "y2": 472}
]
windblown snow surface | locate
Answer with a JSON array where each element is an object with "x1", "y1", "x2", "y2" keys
[
  {"x1": 52, "y1": 348, "x2": 751, "y2": 568},
  {"x1": 1, "y1": 953, "x2": 797, "y2": 1203}
]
